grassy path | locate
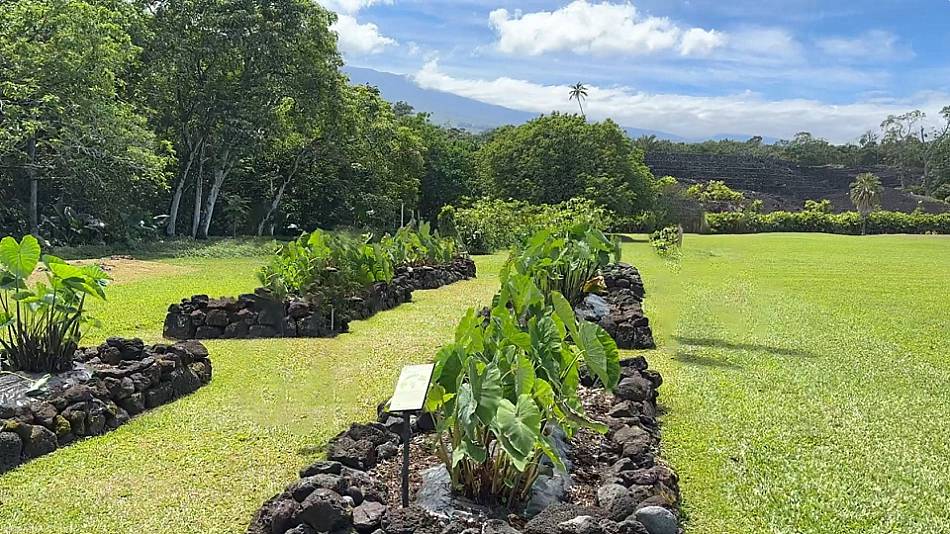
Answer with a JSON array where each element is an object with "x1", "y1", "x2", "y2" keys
[
  {"x1": 0, "y1": 254, "x2": 506, "y2": 533},
  {"x1": 2, "y1": 234, "x2": 949, "y2": 533}
]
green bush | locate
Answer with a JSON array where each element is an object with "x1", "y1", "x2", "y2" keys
[
  {"x1": 0, "y1": 235, "x2": 110, "y2": 373},
  {"x1": 425, "y1": 273, "x2": 619, "y2": 506},
  {"x1": 379, "y1": 221, "x2": 460, "y2": 267},
  {"x1": 257, "y1": 229, "x2": 394, "y2": 303},
  {"x1": 705, "y1": 210, "x2": 950, "y2": 235},
  {"x1": 453, "y1": 198, "x2": 614, "y2": 254},
  {"x1": 650, "y1": 226, "x2": 683, "y2": 258},
  {"x1": 507, "y1": 224, "x2": 619, "y2": 305},
  {"x1": 686, "y1": 180, "x2": 745, "y2": 203}
]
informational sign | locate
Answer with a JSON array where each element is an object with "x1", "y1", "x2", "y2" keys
[{"x1": 389, "y1": 363, "x2": 435, "y2": 412}]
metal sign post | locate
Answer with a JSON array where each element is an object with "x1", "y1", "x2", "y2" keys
[{"x1": 389, "y1": 363, "x2": 435, "y2": 508}]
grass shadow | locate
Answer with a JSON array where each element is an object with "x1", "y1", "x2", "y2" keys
[
  {"x1": 673, "y1": 336, "x2": 815, "y2": 358},
  {"x1": 672, "y1": 350, "x2": 744, "y2": 370}
]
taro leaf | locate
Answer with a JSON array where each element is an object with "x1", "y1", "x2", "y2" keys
[
  {"x1": 0, "y1": 235, "x2": 40, "y2": 279},
  {"x1": 453, "y1": 308, "x2": 484, "y2": 353},
  {"x1": 556, "y1": 398, "x2": 608, "y2": 434},
  {"x1": 576, "y1": 321, "x2": 620, "y2": 390},
  {"x1": 452, "y1": 437, "x2": 487, "y2": 467},
  {"x1": 551, "y1": 291, "x2": 579, "y2": 340},
  {"x1": 539, "y1": 432, "x2": 567, "y2": 473},
  {"x1": 46, "y1": 261, "x2": 85, "y2": 281},
  {"x1": 0, "y1": 311, "x2": 13, "y2": 329},
  {"x1": 514, "y1": 353, "x2": 536, "y2": 397},
  {"x1": 492, "y1": 394, "x2": 542, "y2": 471},
  {"x1": 469, "y1": 360, "x2": 502, "y2": 425},
  {"x1": 433, "y1": 344, "x2": 464, "y2": 394}
]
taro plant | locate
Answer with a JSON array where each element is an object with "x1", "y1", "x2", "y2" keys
[
  {"x1": 0, "y1": 235, "x2": 109, "y2": 373},
  {"x1": 380, "y1": 221, "x2": 461, "y2": 267},
  {"x1": 507, "y1": 223, "x2": 620, "y2": 306},
  {"x1": 425, "y1": 271, "x2": 619, "y2": 507}
]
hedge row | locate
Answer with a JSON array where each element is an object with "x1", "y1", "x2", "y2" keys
[{"x1": 704, "y1": 210, "x2": 950, "y2": 235}]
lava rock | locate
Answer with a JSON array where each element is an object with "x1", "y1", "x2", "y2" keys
[
  {"x1": 383, "y1": 505, "x2": 443, "y2": 534},
  {"x1": 558, "y1": 516, "x2": 603, "y2": 534},
  {"x1": 298, "y1": 488, "x2": 350, "y2": 532},
  {"x1": 352, "y1": 501, "x2": 387, "y2": 533},
  {"x1": 597, "y1": 484, "x2": 639, "y2": 522},
  {"x1": 633, "y1": 506, "x2": 677, "y2": 534},
  {"x1": 483, "y1": 520, "x2": 521, "y2": 534},
  {"x1": 524, "y1": 504, "x2": 604, "y2": 534},
  {"x1": 299, "y1": 460, "x2": 343, "y2": 477},
  {"x1": 22, "y1": 424, "x2": 57, "y2": 459},
  {"x1": 615, "y1": 376, "x2": 652, "y2": 403},
  {"x1": 0, "y1": 432, "x2": 23, "y2": 472}
]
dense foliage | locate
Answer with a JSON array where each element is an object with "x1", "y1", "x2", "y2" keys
[
  {"x1": 257, "y1": 224, "x2": 462, "y2": 301},
  {"x1": 705, "y1": 210, "x2": 950, "y2": 235},
  {"x1": 476, "y1": 114, "x2": 655, "y2": 216},
  {"x1": 426, "y1": 260, "x2": 619, "y2": 506},
  {"x1": 507, "y1": 224, "x2": 619, "y2": 305},
  {"x1": 452, "y1": 198, "x2": 614, "y2": 254},
  {"x1": 650, "y1": 226, "x2": 683, "y2": 259},
  {"x1": 0, "y1": 235, "x2": 109, "y2": 372}
]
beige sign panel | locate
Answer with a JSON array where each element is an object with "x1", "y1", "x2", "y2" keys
[{"x1": 389, "y1": 363, "x2": 435, "y2": 412}]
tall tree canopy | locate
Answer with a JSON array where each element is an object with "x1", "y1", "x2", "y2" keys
[
  {"x1": 476, "y1": 113, "x2": 655, "y2": 216},
  {"x1": 0, "y1": 0, "x2": 168, "y2": 239}
]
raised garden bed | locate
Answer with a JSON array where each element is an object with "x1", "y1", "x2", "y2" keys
[
  {"x1": 0, "y1": 338, "x2": 211, "y2": 474},
  {"x1": 247, "y1": 356, "x2": 681, "y2": 534},
  {"x1": 163, "y1": 258, "x2": 477, "y2": 340}
]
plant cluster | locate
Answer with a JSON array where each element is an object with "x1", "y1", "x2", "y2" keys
[
  {"x1": 426, "y1": 271, "x2": 619, "y2": 507},
  {"x1": 705, "y1": 209, "x2": 950, "y2": 235},
  {"x1": 0, "y1": 235, "x2": 109, "y2": 373},
  {"x1": 379, "y1": 222, "x2": 460, "y2": 267},
  {"x1": 506, "y1": 224, "x2": 620, "y2": 305},
  {"x1": 257, "y1": 225, "x2": 464, "y2": 301},
  {"x1": 452, "y1": 197, "x2": 614, "y2": 254},
  {"x1": 650, "y1": 226, "x2": 684, "y2": 260},
  {"x1": 686, "y1": 180, "x2": 746, "y2": 203}
]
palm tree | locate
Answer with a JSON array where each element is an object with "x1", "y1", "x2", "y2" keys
[
  {"x1": 568, "y1": 82, "x2": 588, "y2": 119},
  {"x1": 850, "y1": 172, "x2": 883, "y2": 235}
]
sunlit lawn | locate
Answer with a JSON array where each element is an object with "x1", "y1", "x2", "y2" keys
[{"x1": 1, "y1": 233, "x2": 949, "y2": 533}]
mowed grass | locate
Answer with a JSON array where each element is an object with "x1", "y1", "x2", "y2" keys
[
  {"x1": 0, "y1": 234, "x2": 948, "y2": 533},
  {"x1": 0, "y1": 253, "x2": 507, "y2": 533},
  {"x1": 626, "y1": 233, "x2": 950, "y2": 534}
]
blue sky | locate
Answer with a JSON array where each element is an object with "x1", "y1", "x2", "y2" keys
[{"x1": 319, "y1": 0, "x2": 950, "y2": 142}]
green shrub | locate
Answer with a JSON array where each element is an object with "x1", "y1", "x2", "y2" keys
[
  {"x1": 453, "y1": 198, "x2": 614, "y2": 254},
  {"x1": 379, "y1": 221, "x2": 460, "y2": 267},
  {"x1": 686, "y1": 180, "x2": 745, "y2": 203},
  {"x1": 507, "y1": 224, "x2": 619, "y2": 305},
  {"x1": 705, "y1": 210, "x2": 950, "y2": 235},
  {"x1": 257, "y1": 230, "x2": 394, "y2": 302},
  {"x1": 0, "y1": 235, "x2": 110, "y2": 373},
  {"x1": 650, "y1": 226, "x2": 683, "y2": 258},
  {"x1": 425, "y1": 273, "x2": 619, "y2": 506}
]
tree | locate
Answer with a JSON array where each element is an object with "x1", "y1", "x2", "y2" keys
[
  {"x1": 568, "y1": 82, "x2": 588, "y2": 119},
  {"x1": 141, "y1": 0, "x2": 342, "y2": 239},
  {"x1": 850, "y1": 172, "x2": 883, "y2": 234},
  {"x1": 476, "y1": 114, "x2": 654, "y2": 216},
  {"x1": 0, "y1": 0, "x2": 168, "y2": 240}
]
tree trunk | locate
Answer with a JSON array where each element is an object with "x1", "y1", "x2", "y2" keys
[
  {"x1": 199, "y1": 148, "x2": 233, "y2": 239},
  {"x1": 27, "y1": 136, "x2": 38, "y2": 236},
  {"x1": 191, "y1": 145, "x2": 205, "y2": 239},
  {"x1": 257, "y1": 151, "x2": 304, "y2": 236},
  {"x1": 166, "y1": 141, "x2": 201, "y2": 237}
]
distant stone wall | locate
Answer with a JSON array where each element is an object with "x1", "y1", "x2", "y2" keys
[
  {"x1": 163, "y1": 258, "x2": 477, "y2": 341},
  {"x1": 0, "y1": 338, "x2": 211, "y2": 474},
  {"x1": 643, "y1": 152, "x2": 950, "y2": 213}
]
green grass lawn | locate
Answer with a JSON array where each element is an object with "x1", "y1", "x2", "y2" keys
[{"x1": 1, "y1": 233, "x2": 948, "y2": 533}]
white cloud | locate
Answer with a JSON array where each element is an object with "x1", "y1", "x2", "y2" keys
[
  {"x1": 679, "y1": 28, "x2": 727, "y2": 56},
  {"x1": 318, "y1": 0, "x2": 392, "y2": 15},
  {"x1": 413, "y1": 60, "x2": 948, "y2": 142},
  {"x1": 817, "y1": 30, "x2": 914, "y2": 62},
  {"x1": 488, "y1": 1, "x2": 724, "y2": 57},
  {"x1": 332, "y1": 14, "x2": 397, "y2": 55}
]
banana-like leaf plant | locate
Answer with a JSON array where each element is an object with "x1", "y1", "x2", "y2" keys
[
  {"x1": 425, "y1": 272, "x2": 619, "y2": 507},
  {"x1": 0, "y1": 235, "x2": 110, "y2": 373}
]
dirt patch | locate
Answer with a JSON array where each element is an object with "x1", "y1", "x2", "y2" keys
[{"x1": 28, "y1": 256, "x2": 191, "y2": 286}]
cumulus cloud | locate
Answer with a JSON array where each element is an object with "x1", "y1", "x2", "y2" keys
[
  {"x1": 413, "y1": 60, "x2": 947, "y2": 142},
  {"x1": 488, "y1": 1, "x2": 725, "y2": 57},
  {"x1": 332, "y1": 14, "x2": 397, "y2": 55},
  {"x1": 817, "y1": 30, "x2": 914, "y2": 62}
]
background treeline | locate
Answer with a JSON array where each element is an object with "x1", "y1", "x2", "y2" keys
[{"x1": 2, "y1": 0, "x2": 948, "y2": 246}]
